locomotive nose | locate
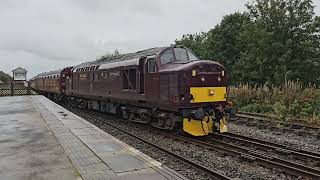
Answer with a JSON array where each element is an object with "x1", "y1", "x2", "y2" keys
[
  {"x1": 187, "y1": 61, "x2": 227, "y2": 85},
  {"x1": 184, "y1": 61, "x2": 228, "y2": 103}
]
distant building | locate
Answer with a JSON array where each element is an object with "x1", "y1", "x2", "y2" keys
[{"x1": 12, "y1": 67, "x2": 27, "y2": 81}]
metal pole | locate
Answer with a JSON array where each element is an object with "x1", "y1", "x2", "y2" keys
[{"x1": 10, "y1": 81, "x2": 14, "y2": 96}]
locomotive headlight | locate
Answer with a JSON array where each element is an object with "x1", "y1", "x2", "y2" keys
[
  {"x1": 218, "y1": 77, "x2": 221, "y2": 81},
  {"x1": 192, "y1": 70, "x2": 197, "y2": 77},
  {"x1": 201, "y1": 77, "x2": 205, "y2": 82},
  {"x1": 222, "y1": 70, "x2": 225, "y2": 77}
]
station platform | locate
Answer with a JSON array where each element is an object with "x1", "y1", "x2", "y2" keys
[{"x1": 0, "y1": 95, "x2": 187, "y2": 180}]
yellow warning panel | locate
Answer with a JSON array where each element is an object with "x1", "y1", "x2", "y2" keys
[
  {"x1": 190, "y1": 87, "x2": 227, "y2": 103},
  {"x1": 183, "y1": 118, "x2": 209, "y2": 136},
  {"x1": 219, "y1": 117, "x2": 228, "y2": 133}
]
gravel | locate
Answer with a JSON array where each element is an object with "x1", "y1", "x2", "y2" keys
[
  {"x1": 229, "y1": 122, "x2": 320, "y2": 153},
  {"x1": 67, "y1": 107, "x2": 300, "y2": 180}
]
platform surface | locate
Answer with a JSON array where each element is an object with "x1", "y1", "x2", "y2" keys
[{"x1": 0, "y1": 95, "x2": 187, "y2": 180}]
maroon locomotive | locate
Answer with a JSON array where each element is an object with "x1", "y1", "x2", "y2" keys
[{"x1": 30, "y1": 45, "x2": 235, "y2": 136}]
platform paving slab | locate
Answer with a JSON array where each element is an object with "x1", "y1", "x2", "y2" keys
[
  {"x1": 0, "y1": 96, "x2": 78, "y2": 180},
  {"x1": 31, "y1": 95, "x2": 188, "y2": 180}
]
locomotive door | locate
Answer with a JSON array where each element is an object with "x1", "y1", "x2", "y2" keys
[
  {"x1": 138, "y1": 58, "x2": 145, "y2": 94},
  {"x1": 145, "y1": 57, "x2": 159, "y2": 102},
  {"x1": 89, "y1": 72, "x2": 94, "y2": 93}
]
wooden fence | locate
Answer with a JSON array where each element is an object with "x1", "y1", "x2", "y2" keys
[{"x1": 0, "y1": 81, "x2": 32, "y2": 96}]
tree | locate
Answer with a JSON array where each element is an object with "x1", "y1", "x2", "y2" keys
[
  {"x1": 175, "y1": 33, "x2": 206, "y2": 59},
  {"x1": 175, "y1": 0, "x2": 320, "y2": 86},
  {"x1": 0, "y1": 71, "x2": 12, "y2": 83},
  {"x1": 239, "y1": 0, "x2": 320, "y2": 85},
  {"x1": 175, "y1": 13, "x2": 251, "y2": 84},
  {"x1": 96, "y1": 49, "x2": 121, "y2": 61},
  {"x1": 204, "y1": 12, "x2": 251, "y2": 84}
]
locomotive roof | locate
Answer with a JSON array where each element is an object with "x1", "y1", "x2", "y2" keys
[{"x1": 73, "y1": 47, "x2": 168, "y2": 71}]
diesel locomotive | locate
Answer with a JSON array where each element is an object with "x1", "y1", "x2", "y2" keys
[{"x1": 30, "y1": 45, "x2": 235, "y2": 136}]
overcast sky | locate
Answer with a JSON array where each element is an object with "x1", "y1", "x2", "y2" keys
[{"x1": 0, "y1": 0, "x2": 319, "y2": 78}]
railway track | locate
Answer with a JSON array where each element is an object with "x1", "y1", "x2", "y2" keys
[
  {"x1": 178, "y1": 135, "x2": 320, "y2": 179},
  {"x1": 215, "y1": 132, "x2": 320, "y2": 161},
  {"x1": 69, "y1": 107, "x2": 232, "y2": 180},
  {"x1": 67, "y1": 106, "x2": 320, "y2": 179},
  {"x1": 234, "y1": 112, "x2": 320, "y2": 136}
]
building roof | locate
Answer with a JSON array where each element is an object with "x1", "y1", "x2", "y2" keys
[{"x1": 12, "y1": 67, "x2": 27, "y2": 73}]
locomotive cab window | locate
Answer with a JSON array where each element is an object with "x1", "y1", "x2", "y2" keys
[
  {"x1": 147, "y1": 58, "x2": 156, "y2": 73},
  {"x1": 187, "y1": 50, "x2": 199, "y2": 61},
  {"x1": 174, "y1": 48, "x2": 188, "y2": 61},
  {"x1": 160, "y1": 49, "x2": 174, "y2": 64},
  {"x1": 160, "y1": 48, "x2": 199, "y2": 64}
]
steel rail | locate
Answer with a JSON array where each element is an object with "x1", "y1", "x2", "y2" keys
[
  {"x1": 71, "y1": 108, "x2": 232, "y2": 180},
  {"x1": 172, "y1": 135, "x2": 320, "y2": 179},
  {"x1": 236, "y1": 112, "x2": 320, "y2": 132},
  {"x1": 216, "y1": 132, "x2": 320, "y2": 161}
]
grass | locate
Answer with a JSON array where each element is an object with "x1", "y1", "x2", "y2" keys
[{"x1": 229, "y1": 81, "x2": 320, "y2": 126}]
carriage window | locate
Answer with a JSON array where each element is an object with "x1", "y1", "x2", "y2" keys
[
  {"x1": 160, "y1": 49, "x2": 174, "y2": 64},
  {"x1": 147, "y1": 58, "x2": 156, "y2": 73},
  {"x1": 80, "y1": 73, "x2": 87, "y2": 80},
  {"x1": 101, "y1": 71, "x2": 109, "y2": 79}
]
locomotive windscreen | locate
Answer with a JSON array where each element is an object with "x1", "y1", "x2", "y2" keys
[{"x1": 160, "y1": 48, "x2": 199, "y2": 64}]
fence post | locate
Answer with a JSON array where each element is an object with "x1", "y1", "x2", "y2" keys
[
  {"x1": 27, "y1": 81, "x2": 31, "y2": 95},
  {"x1": 10, "y1": 81, "x2": 14, "y2": 96}
]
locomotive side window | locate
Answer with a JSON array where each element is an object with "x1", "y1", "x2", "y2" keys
[
  {"x1": 122, "y1": 69, "x2": 137, "y2": 90},
  {"x1": 160, "y1": 49, "x2": 174, "y2": 64},
  {"x1": 129, "y1": 69, "x2": 136, "y2": 90},
  {"x1": 147, "y1": 58, "x2": 156, "y2": 73}
]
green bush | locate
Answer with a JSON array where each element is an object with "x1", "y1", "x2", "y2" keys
[
  {"x1": 273, "y1": 102, "x2": 287, "y2": 119},
  {"x1": 241, "y1": 104, "x2": 273, "y2": 114},
  {"x1": 230, "y1": 81, "x2": 320, "y2": 125}
]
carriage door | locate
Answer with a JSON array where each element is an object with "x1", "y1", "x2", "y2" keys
[{"x1": 145, "y1": 57, "x2": 159, "y2": 102}]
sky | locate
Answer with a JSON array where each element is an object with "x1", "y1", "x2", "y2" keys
[{"x1": 0, "y1": 0, "x2": 319, "y2": 78}]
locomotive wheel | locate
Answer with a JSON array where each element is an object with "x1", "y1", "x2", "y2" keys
[
  {"x1": 165, "y1": 117, "x2": 174, "y2": 130},
  {"x1": 121, "y1": 109, "x2": 129, "y2": 120},
  {"x1": 140, "y1": 113, "x2": 151, "y2": 123},
  {"x1": 157, "y1": 117, "x2": 166, "y2": 128},
  {"x1": 129, "y1": 112, "x2": 136, "y2": 120}
]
